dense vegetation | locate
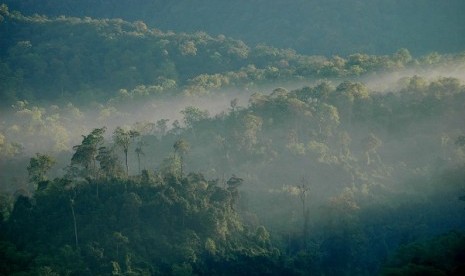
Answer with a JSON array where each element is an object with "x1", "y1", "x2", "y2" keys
[
  {"x1": 2, "y1": 5, "x2": 462, "y2": 106},
  {"x1": 1, "y1": 2, "x2": 465, "y2": 275},
  {"x1": 3, "y1": 0, "x2": 465, "y2": 56},
  {"x1": 2, "y1": 74, "x2": 465, "y2": 274},
  {"x1": 1, "y1": 168, "x2": 280, "y2": 275}
]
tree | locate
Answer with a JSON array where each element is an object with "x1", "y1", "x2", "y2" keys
[
  {"x1": 113, "y1": 127, "x2": 131, "y2": 176},
  {"x1": 113, "y1": 232, "x2": 129, "y2": 259},
  {"x1": 215, "y1": 135, "x2": 230, "y2": 185},
  {"x1": 338, "y1": 131, "x2": 352, "y2": 159},
  {"x1": 71, "y1": 127, "x2": 106, "y2": 178},
  {"x1": 333, "y1": 81, "x2": 369, "y2": 126},
  {"x1": 173, "y1": 138, "x2": 190, "y2": 178},
  {"x1": 27, "y1": 153, "x2": 55, "y2": 188},
  {"x1": 361, "y1": 133, "x2": 382, "y2": 166},
  {"x1": 156, "y1": 119, "x2": 169, "y2": 137},
  {"x1": 317, "y1": 103, "x2": 340, "y2": 139},
  {"x1": 296, "y1": 177, "x2": 310, "y2": 247},
  {"x1": 170, "y1": 120, "x2": 183, "y2": 136},
  {"x1": 229, "y1": 98, "x2": 240, "y2": 114},
  {"x1": 393, "y1": 48, "x2": 412, "y2": 67},
  {"x1": 134, "y1": 141, "x2": 146, "y2": 175},
  {"x1": 181, "y1": 106, "x2": 209, "y2": 129},
  {"x1": 70, "y1": 196, "x2": 79, "y2": 250},
  {"x1": 236, "y1": 114, "x2": 263, "y2": 151},
  {"x1": 96, "y1": 146, "x2": 123, "y2": 179},
  {"x1": 227, "y1": 175, "x2": 243, "y2": 209}
]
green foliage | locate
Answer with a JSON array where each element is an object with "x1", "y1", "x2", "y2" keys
[
  {"x1": 181, "y1": 106, "x2": 209, "y2": 129},
  {"x1": 27, "y1": 153, "x2": 55, "y2": 185},
  {"x1": 113, "y1": 126, "x2": 138, "y2": 176},
  {"x1": 3, "y1": 156, "x2": 278, "y2": 274},
  {"x1": 1, "y1": 74, "x2": 465, "y2": 274},
  {"x1": 382, "y1": 231, "x2": 465, "y2": 275},
  {"x1": 0, "y1": 4, "x2": 464, "y2": 274},
  {"x1": 96, "y1": 146, "x2": 124, "y2": 179},
  {"x1": 1, "y1": 6, "x2": 462, "y2": 106},
  {"x1": 71, "y1": 127, "x2": 106, "y2": 178},
  {"x1": 173, "y1": 138, "x2": 190, "y2": 177},
  {"x1": 3, "y1": 0, "x2": 464, "y2": 56}
]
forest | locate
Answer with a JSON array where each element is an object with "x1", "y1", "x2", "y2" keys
[
  {"x1": 2, "y1": 0, "x2": 465, "y2": 56},
  {"x1": 1, "y1": 2, "x2": 465, "y2": 275}
]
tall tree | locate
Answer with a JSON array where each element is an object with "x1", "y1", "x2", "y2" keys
[
  {"x1": 27, "y1": 153, "x2": 55, "y2": 189},
  {"x1": 312, "y1": 103, "x2": 340, "y2": 141},
  {"x1": 333, "y1": 81, "x2": 369, "y2": 127},
  {"x1": 96, "y1": 146, "x2": 122, "y2": 179},
  {"x1": 156, "y1": 119, "x2": 169, "y2": 137},
  {"x1": 71, "y1": 127, "x2": 106, "y2": 178},
  {"x1": 296, "y1": 177, "x2": 310, "y2": 248},
  {"x1": 113, "y1": 127, "x2": 132, "y2": 176},
  {"x1": 134, "y1": 140, "x2": 146, "y2": 175},
  {"x1": 173, "y1": 138, "x2": 190, "y2": 178},
  {"x1": 181, "y1": 106, "x2": 209, "y2": 129},
  {"x1": 70, "y1": 196, "x2": 79, "y2": 250},
  {"x1": 236, "y1": 114, "x2": 263, "y2": 151},
  {"x1": 226, "y1": 175, "x2": 243, "y2": 209},
  {"x1": 361, "y1": 133, "x2": 382, "y2": 166}
]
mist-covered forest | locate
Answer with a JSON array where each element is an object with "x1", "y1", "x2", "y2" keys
[
  {"x1": 1, "y1": 1, "x2": 465, "y2": 275},
  {"x1": 2, "y1": 0, "x2": 465, "y2": 56}
]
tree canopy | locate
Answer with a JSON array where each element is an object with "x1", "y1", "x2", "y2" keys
[{"x1": 0, "y1": 2, "x2": 465, "y2": 275}]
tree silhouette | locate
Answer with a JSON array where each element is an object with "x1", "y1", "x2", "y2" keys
[
  {"x1": 113, "y1": 127, "x2": 131, "y2": 176},
  {"x1": 361, "y1": 133, "x2": 382, "y2": 166},
  {"x1": 27, "y1": 153, "x2": 55, "y2": 188},
  {"x1": 296, "y1": 177, "x2": 310, "y2": 248},
  {"x1": 71, "y1": 127, "x2": 106, "y2": 178},
  {"x1": 173, "y1": 138, "x2": 190, "y2": 178},
  {"x1": 134, "y1": 141, "x2": 146, "y2": 175}
]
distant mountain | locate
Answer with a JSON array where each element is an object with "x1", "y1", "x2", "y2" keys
[{"x1": 3, "y1": 0, "x2": 465, "y2": 56}]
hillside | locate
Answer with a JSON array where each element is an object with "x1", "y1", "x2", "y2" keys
[
  {"x1": 1, "y1": 2, "x2": 465, "y2": 275},
  {"x1": 2, "y1": 5, "x2": 464, "y2": 107},
  {"x1": 2, "y1": 75, "x2": 465, "y2": 274},
  {"x1": 3, "y1": 0, "x2": 465, "y2": 56}
]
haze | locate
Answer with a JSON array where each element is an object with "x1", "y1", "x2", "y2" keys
[{"x1": 0, "y1": 2, "x2": 465, "y2": 275}]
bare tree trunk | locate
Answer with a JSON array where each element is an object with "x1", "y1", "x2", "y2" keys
[
  {"x1": 124, "y1": 149, "x2": 129, "y2": 176},
  {"x1": 180, "y1": 155, "x2": 184, "y2": 178},
  {"x1": 366, "y1": 151, "x2": 371, "y2": 166},
  {"x1": 137, "y1": 153, "x2": 141, "y2": 175},
  {"x1": 70, "y1": 199, "x2": 79, "y2": 249},
  {"x1": 301, "y1": 197, "x2": 308, "y2": 248},
  {"x1": 298, "y1": 177, "x2": 309, "y2": 249}
]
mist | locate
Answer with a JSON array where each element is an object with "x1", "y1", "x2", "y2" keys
[
  {"x1": 1, "y1": 2, "x2": 465, "y2": 275},
  {"x1": 1, "y1": 61, "x2": 463, "y2": 199},
  {"x1": 361, "y1": 60, "x2": 465, "y2": 92}
]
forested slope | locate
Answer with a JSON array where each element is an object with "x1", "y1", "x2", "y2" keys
[
  {"x1": 1, "y1": 74, "x2": 465, "y2": 274},
  {"x1": 1, "y1": 2, "x2": 465, "y2": 275},
  {"x1": 3, "y1": 0, "x2": 465, "y2": 56},
  {"x1": 2, "y1": 5, "x2": 463, "y2": 106}
]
